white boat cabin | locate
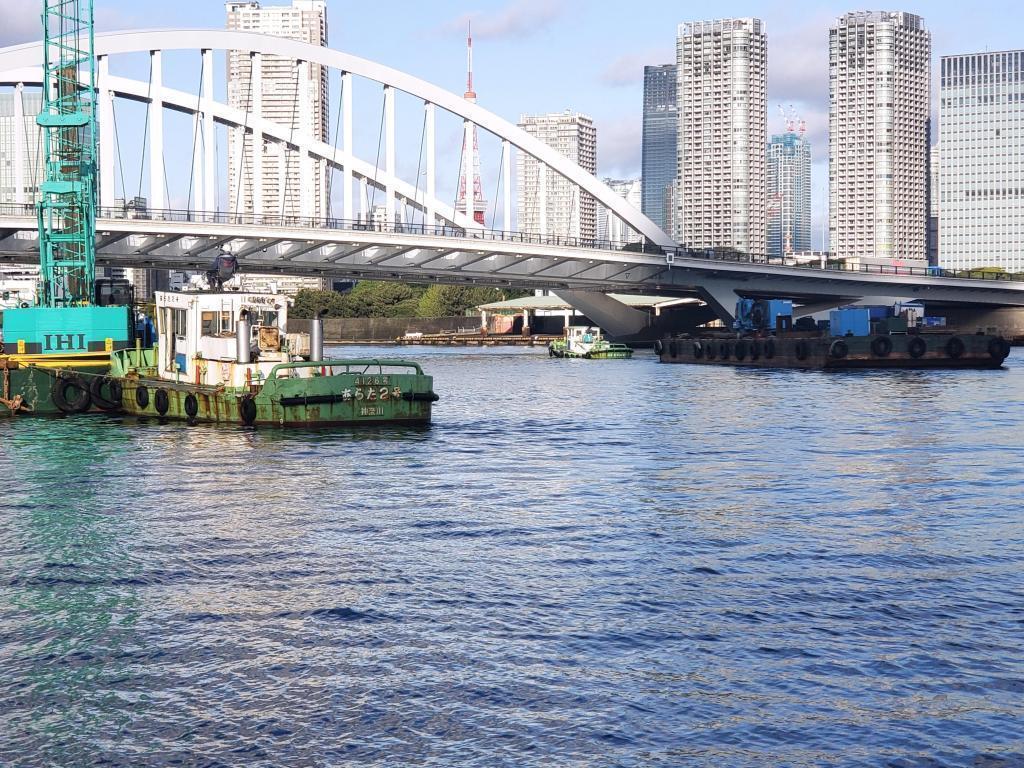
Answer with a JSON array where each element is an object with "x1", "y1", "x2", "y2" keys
[
  {"x1": 564, "y1": 326, "x2": 605, "y2": 354},
  {"x1": 155, "y1": 291, "x2": 308, "y2": 388}
]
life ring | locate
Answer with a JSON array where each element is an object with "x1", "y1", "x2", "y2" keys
[
  {"x1": 668, "y1": 341, "x2": 678, "y2": 357},
  {"x1": 945, "y1": 336, "x2": 965, "y2": 359},
  {"x1": 870, "y1": 336, "x2": 893, "y2": 357},
  {"x1": 154, "y1": 388, "x2": 170, "y2": 416},
  {"x1": 184, "y1": 393, "x2": 200, "y2": 420},
  {"x1": 239, "y1": 396, "x2": 258, "y2": 426},
  {"x1": 829, "y1": 339, "x2": 849, "y2": 359},
  {"x1": 764, "y1": 339, "x2": 776, "y2": 359},
  {"x1": 750, "y1": 340, "x2": 761, "y2": 360},
  {"x1": 795, "y1": 340, "x2": 809, "y2": 361},
  {"x1": 908, "y1": 336, "x2": 927, "y2": 359},
  {"x1": 51, "y1": 374, "x2": 92, "y2": 414},
  {"x1": 719, "y1": 342, "x2": 730, "y2": 359},
  {"x1": 692, "y1": 341, "x2": 704, "y2": 360},
  {"x1": 988, "y1": 337, "x2": 1010, "y2": 361},
  {"x1": 734, "y1": 340, "x2": 748, "y2": 361},
  {"x1": 135, "y1": 385, "x2": 149, "y2": 409},
  {"x1": 90, "y1": 376, "x2": 123, "y2": 411},
  {"x1": 653, "y1": 339, "x2": 664, "y2": 355}
]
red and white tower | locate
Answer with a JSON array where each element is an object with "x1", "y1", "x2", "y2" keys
[{"x1": 456, "y1": 23, "x2": 487, "y2": 226}]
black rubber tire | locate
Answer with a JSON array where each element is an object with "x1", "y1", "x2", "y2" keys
[
  {"x1": 653, "y1": 339, "x2": 664, "y2": 355},
  {"x1": 705, "y1": 344, "x2": 716, "y2": 361},
  {"x1": 945, "y1": 336, "x2": 966, "y2": 359},
  {"x1": 692, "y1": 341, "x2": 703, "y2": 360},
  {"x1": 750, "y1": 340, "x2": 761, "y2": 360},
  {"x1": 765, "y1": 339, "x2": 776, "y2": 359},
  {"x1": 734, "y1": 340, "x2": 748, "y2": 361},
  {"x1": 719, "y1": 342, "x2": 729, "y2": 359},
  {"x1": 908, "y1": 337, "x2": 927, "y2": 359},
  {"x1": 51, "y1": 375, "x2": 92, "y2": 414},
  {"x1": 829, "y1": 340, "x2": 849, "y2": 360},
  {"x1": 184, "y1": 394, "x2": 199, "y2": 420},
  {"x1": 870, "y1": 336, "x2": 893, "y2": 358},
  {"x1": 239, "y1": 397, "x2": 258, "y2": 426},
  {"x1": 135, "y1": 385, "x2": 149, "y2": 409},
  {"x1": 90, "y1": 376, "x2": 122, "y2": 411},
  {"x1": 668, "y1": 341, "x2": 678, "y2": 358},
  {"x1": 154, "y1": 388, "x2": 170, "y2": 416},
  {"x1": 795, "y1": 341, "x2": 809, "y2": 361},
  {"x1": 988, "y1": 337, "x2": 1010, "y2": 361}
]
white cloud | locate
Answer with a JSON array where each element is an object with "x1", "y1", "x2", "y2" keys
[
  {"x1": 438, "y1": 0, "x2": 567, "y2": 41},
  {"x1": 600, "y1": 48, "x2": 674, "y2": 87},
  {"x1": 0, "y1": 4, "x2": 42, "y2": 47},
  {"x1": 596, "y1": 116, "x2": 641, "y2": 178}
]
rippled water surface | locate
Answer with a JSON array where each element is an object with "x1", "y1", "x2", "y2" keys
[{"x1": 2, "y1": 346, "x2": 1023, "y2": 766}]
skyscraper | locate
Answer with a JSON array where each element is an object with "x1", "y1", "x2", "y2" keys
[
  {"x1": 829, "y1": 11, "x2": 930, "y2": 265},
  {"x1": 225, "y1": 0, "x2": 329, "y2": 220},
  {"x1": 641, "y1": 64, "x2": 677, "y2": 234},
  {"x1": 0, "y1": 90, "x2": 43, "y2": 204},
  {"x1": 516, "y1": 111, "x2": 597, "y2": 240},
  {"x1": 767, "y1": 131, "x2": 812, "y2": 258},
  {"x1": 939, "y1": 50, "x2": 1024, "y2": 273},
  {"x1": 676, "y1": 18, "x2": 767, "y2": 255},
  {"x1": 596, "y1": 178, "x2": 642, "y2": 245}
]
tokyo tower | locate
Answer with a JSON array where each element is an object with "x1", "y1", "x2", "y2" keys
[{"x1": 456, "y1": 23, "x2": 487, "y2": 226}]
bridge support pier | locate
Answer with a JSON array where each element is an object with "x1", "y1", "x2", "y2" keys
[{"x1": 555, "y1": 291, "x2": 650, "y2": 337}]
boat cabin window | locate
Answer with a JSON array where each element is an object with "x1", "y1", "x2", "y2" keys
[
  {"x1": 200, "y1": 311, "x2": 236, "y2": 337},
  {"x1": 251, "y1": 310, "x2": 279, "y2": 328},
  {"x1": 172, "y1": 309, "x2": 188, "y2": 336}
]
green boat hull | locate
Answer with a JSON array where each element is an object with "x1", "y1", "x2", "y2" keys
[
  {"x1": 1, "y1": 354, "x2": 114, "y2": 416},
  {"x1": 111, "y1": 351, "x2": 437, "y2": 427}
]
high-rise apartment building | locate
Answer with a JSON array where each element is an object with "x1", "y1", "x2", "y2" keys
[
  {"x1": 928, "y1": 143, "x2": 939, "y2": 265},
  {"x1": 829, "y1": 11, "x2": 930, "y2": 265},
  {"x1": 767, "y1": 132, "x2": 812, "y2": 258},
  {"x1": 0, "y1": 91, "x2": 43, "y2": 204},
  {"x1": 939, "y1": 50, "x2": 1024, "y2": 272},
  {"x1": 226, "y1": 1, "x2": 329, "y2": 220},
  {"x1": 676, "y1": 18, "x2": 767, "y2": 255},
  {"x1": 641, "y1": 64, "x2": 677, "y2": 234},
  {"x1": 516, "y1": 111, "x2": 597, "y2": 240},
  {"x1": 596, "y1": 178, "x2": 643, "y2": 245}
]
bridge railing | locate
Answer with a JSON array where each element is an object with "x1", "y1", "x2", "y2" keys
[
  {"x1": 2, "y1": 201, "x2": 1021, "y2": 283},
  {"x1": 667, "y1": 246, "x2": 1024, "y2": 282}
]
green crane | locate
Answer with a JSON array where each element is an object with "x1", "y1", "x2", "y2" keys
[
  {"x1": 1, "y1": 0, "x2": 132, "y2": 367},
  {"x1": 36, "y1": 0, "x2": 98, "y2": 307}
]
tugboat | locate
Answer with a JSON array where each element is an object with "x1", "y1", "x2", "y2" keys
[
  {"x1": 1, "y1": 0, "x2": 134, "y2": 417},
  {"x1": 549, "y1": 326, "x2": 634, "y2": 359},
  {"x1": 108, "y1": 283, "x2": 438, "y2": 427},
  {"x1": 655, "y1": 299, "x2": 1012, "y2": 370}
]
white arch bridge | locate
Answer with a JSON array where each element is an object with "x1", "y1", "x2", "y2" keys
[{"x1": 1, "y1": 30, "x2": 1023, "y2": 337}]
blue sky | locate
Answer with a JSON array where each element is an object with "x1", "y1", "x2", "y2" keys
[{"x1": 3, "y1": 0, "x2": 1021, "y2": 245}]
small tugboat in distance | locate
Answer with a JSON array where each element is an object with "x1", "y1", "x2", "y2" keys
[
  {"x1": 109, "y1": 287, "x2": 438, "y2": 427},
  {"x1": 549, "y1": 326, "x2": 634, "y2": 359}
]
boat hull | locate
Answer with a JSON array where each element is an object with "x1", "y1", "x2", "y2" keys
[
  {"x1": 0, "y1": 353, "x2": 114, "y2": 416},
  {"x1": 657, "y1": 333, "x2": 1010, "y2": 370},
  {"x1": 113, "y1": 358, "x2": 436, "y2": 428}
]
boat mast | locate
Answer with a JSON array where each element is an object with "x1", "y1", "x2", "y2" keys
[{"x1": 36, "y1": 0, "x2": 98, "y2": 308}]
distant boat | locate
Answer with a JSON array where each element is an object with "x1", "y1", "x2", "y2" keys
[{"x1": 549, "y1": 327, "x2": 633, "y2": 360}]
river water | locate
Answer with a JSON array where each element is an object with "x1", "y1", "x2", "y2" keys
[{"x1": 1, "y1": 346, "x2": 1023, "y2": 767}]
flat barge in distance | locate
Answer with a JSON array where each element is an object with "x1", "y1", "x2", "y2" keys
[
  {"x1": 110, "y1": 290, "x2": 438, "y2": 427},
  {"x1": 655, "y1": 299, "x2": 1012, "y2": 370}
]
